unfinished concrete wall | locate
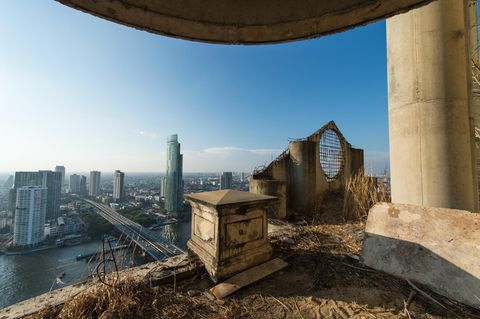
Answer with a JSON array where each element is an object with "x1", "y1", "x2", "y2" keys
[
  {"x1": 250, "y1": 121, "x2": 363, "y2": 217},
  {"x1": 288, "y1": 140, "x2": 318, "y2": 212},
  {"x1": 249, "y1": 179, "x2": 287, "y2": 219}
]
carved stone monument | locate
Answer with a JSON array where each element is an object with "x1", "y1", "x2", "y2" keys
[{"x1": 186, "y1": 190, "x2": 277, "y2": 282}]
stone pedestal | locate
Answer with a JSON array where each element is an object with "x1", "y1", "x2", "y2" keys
[{"x1": 185, "y1": 190, "x2": 277, "y2": 283}]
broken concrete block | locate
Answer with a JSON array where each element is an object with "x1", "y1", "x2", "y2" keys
[
  {"x1": 210, "y1": 258, "x2": 288, "y2": 299},
  {"x1": 361, "y1": 203, "x2": 480, "y2": 309}
]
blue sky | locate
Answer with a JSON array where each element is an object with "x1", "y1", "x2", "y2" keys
[{"x1": 0, "y1": 1, "x2": 389, "y2": 173}]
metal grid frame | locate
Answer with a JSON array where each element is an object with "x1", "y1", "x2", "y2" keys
[{"x1": 319, "y1": 128, "x2": 345, "y2": 181}]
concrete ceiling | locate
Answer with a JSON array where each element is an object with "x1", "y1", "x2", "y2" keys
[{"x1": 56, "y1": 0, "x2": 433, "y2": 44}]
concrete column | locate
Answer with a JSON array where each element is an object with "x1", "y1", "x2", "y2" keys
[
  {"x1": 387, "y1": 0, "x2": 477, "y2": 211},
  {"x1": 288, "y1": 140, "x2": 317, "y2": 212},
  {"x1": 467, "y1": 0, "x2": 480, "y2": 207}
]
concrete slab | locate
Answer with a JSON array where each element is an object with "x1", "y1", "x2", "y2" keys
[
  {"x1": 361, "y1": 203, "x2": 480, "y2": 309},
  {"x1": 56, "y1": 0, "x2": 433, "y2": 44},
  {"x1": 210, "y1": 258, "x2": 288, "y2": 299}
]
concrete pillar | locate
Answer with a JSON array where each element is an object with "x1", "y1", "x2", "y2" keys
[
  {"x1": 467, "y1": 0, "x2": 480, "y2": 207},
  {"x1": 387, "y1": 0, "x2": 478, "y2": 211},
  {"x1": 288, "y1": 140, "x2": 317, "y2": 212}
]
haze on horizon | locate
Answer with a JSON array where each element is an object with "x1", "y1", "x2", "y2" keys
[{"x1": 0, "y1": 2, "x2": 389, "y2": 174}]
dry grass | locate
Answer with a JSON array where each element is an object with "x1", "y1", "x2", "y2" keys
[
  {"x1": 343, "y1": 171, "x2": 391, "y2": 221},
  {"x1": 30, "y1": 217, "x2": 480, "y2": 319},
  {"x1": 33, "y1": 276, "x2": 204, "y2": 319}
]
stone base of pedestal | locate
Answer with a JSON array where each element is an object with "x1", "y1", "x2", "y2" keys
[{"x1": 188, "y1": 239, "x2": 272, "y2": 283}]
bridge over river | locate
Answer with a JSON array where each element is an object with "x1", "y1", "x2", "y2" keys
[{"x1": 83, "y1": 199, "x2": 183, "y2": 261}]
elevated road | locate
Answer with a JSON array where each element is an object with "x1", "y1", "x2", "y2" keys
[{"x1": 83, "y1": 199, "x2": 183, "y2": 260}]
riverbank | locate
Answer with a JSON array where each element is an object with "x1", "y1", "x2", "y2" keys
[
  {"x1": 3, "y1": 236, "x2": 91, "y2": 256},
  {"x1": 3, "y1": 244, "x2": 58, "y2": 255},
  {"x1": 0, "y1": 221, "x2": 191, "y2": 309},
  {"x1": 0, "y1": 240, "x2": 106, "y2": 308}
]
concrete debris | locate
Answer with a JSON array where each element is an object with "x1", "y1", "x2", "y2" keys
[
  {"x1": 361, "y1": 203, "x2": 480, "y2": 309},
  {"x1": 210, "y1": 258, "x2": 288, "y2": 299}
]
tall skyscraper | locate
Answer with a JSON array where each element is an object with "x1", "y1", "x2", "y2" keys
[
  {"x1": 38, "y1": 170, "x2": 62, "y2": 220},
  {"x1": 240, "y1": 172, "x2": 246, "y2": 183},
  {"x1": 13, "y1": 186, "x2": 47, "y2": 247},
  {"x1": 55, "y1": 166, "x2": 66, "y2": 192},
  {"x1": 113, "y1": 170, "x2": 125, "y2": 202},
  {"x1": 89, "y1": 171, "x2": 101, "y2": 197},
  {"x1": 165, "y1": 134, "x2": 183, "y2": 217},
  {"x1": 10, "y1": 171, "x2": 61, "y2": 220},
  {"x1": 159, "y1": 176, "x2": 166, "y2": 198},
  {"x1": 10, "y1": 171, "x2": 38, "y2": 214},
  {"x1": 3, "y1": 175, "x2": 13, "y2": 189},
  {"x1": 220, "y1": 172, "x2": 233, "y2": 190},
  {"x1": 69, "y1": 174, "x2": 81, "y2": 193},
  {"x1": 80, "y1": 175, "x2": 87, "y2": 196}
]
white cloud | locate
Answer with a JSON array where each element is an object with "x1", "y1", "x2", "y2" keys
[{"x1": 135, "y1": 129, "x2": 157, "y2": 139}]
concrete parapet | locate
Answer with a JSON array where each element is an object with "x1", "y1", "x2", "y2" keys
[{"x1": 362, "y1": 203, "x2": 480, "y2": 309}]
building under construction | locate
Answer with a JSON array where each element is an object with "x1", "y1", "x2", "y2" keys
[{"x1": 250, "y1": 121, "x2": 364, "y2": 218}]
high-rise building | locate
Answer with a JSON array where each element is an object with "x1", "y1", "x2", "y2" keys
[
  {"x1": 9, "y1": 171, "x2": 38, "y2": 214},
  {"x1": 89, "y1": 171, "x2": 101, "y2": 197},
  {"x1": 69, "y1": 174, "x2": 81, "y2": 193},
  {"x1": 38, "y1": 170, "x2": 62, "y2": 220},
  {"x1": 113, "y1": 170, "x2": 125, "y2": 202},
  {"x1": 240, "y1": 172, "x2": 246, "y2": 183},
  {"x1": 165, "y1": 134, "x2": 183, "y2": 217},
  {"x1": 159, "y1": 176, "x2": 166, "y2": 198},
  {"x1": 13, "y1": 186, "x2": 47, "y2": 247},
  {"x1": 55, "y1": 166, "x2": 66, "y2": 192},
  {"x1": 10, "y1": 171, "x2": 61, "y2": 220},
  {"x1": 80, "y1": 175, "x2": 87, "y2": 196},
  {"x1": 220, "y1": 172, "x2": 233, "y2": 190},
  {"x1": 3, "y1": 175, "x2": 13, "y2": 189}
]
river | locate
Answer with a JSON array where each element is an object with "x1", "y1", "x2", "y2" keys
[{"x1": 0, "y1": 220, "x2": 191, "y2": 309}]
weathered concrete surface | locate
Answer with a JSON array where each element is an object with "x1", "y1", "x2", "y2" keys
[
  {"x1": 361, "y1": 203, "x2": 480, "y2": 309},
  {"x1": 249, "y1": 179, "x2": 287, "y2": 219},
  {"x1": 186, "y1": 190, "x2": 276, "y2": 283},
  {"x1": 56, "y1": 0, "x2": 433, "y2": 44},
  {"x1": 252, "y1": 121, "x2": 363, "y2": 218},
  {"x1": 468, "y1": 0, "x2": 480, "y2": 208},
  {"x1": 289, "y1": 140, "x2": 318, "y2": 212},
  {"x1": 210, "y1": 258, "x2": 288, "y2": 299},
  {"x1": 387, "y1": 0, "x2": 478, "y2": 211}
]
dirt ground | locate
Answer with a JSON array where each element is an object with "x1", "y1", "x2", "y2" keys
[{"x1": 33, "y1": 205, "x2": 480, "y2": 319}]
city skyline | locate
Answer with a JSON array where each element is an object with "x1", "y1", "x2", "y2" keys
[{"x1": 0, "y1": 1, "x2": 389, "y2": 174}]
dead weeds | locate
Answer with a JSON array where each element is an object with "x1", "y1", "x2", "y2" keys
[{"x1": 30, "y1": 203, "x2": 480, "y2": 319}]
